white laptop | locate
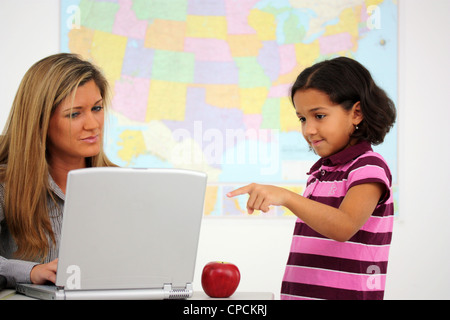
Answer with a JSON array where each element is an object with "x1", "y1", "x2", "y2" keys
[{"x1": 16, "y1": 167, "x2": 207, "y2": 300}]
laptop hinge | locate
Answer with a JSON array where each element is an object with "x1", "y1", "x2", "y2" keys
[{"x1": 164, "y1": 283, "x2": 193, "y2": 299}]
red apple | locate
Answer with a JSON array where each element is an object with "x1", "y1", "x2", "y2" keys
[{"x1": 201, "y1": 261, "x2": 240, "y2": 298}]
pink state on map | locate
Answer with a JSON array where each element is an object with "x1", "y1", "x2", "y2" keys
[
  {"x1": 268, "y1": 84, "x2": 291, "y2": 98},
  {"x1": 113, "y1": 0, "x2": 147, "y2": 39},
  {"x1": 360, "y1": 3, "x2": 370, "y2": 29},
  {"x1": 279, "y1": 44, "x2": 297, "y2": 75},
  {"x1": 243, "y1": 114, "x2": 274, "y2": 144},
  {"x1": 184, "y1": 38, "x2": 233, "y2": 61},
  {"x1": 111, "y1": 76, "x2": 150, "y2": 122},
  {"x1": 243, "y1": 114, "x2": 261, "y2": 134},
  {"x1": 224, "y1": 0, "x2": 259, "y2": 34},
  {"x1": 319, "y1": 33, "x2": 354, "y2": 55}
]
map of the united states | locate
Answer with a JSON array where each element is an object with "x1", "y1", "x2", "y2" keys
[{"x1": 61, "y1": 0, "x2": 398, "y2": 216}]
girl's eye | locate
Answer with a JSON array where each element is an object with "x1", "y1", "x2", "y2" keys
[
  {"x1": 316, "y1": 114, "x2": 326, "y2": 120},
  {"x1": 298, "y1": 117, "x2": 306, "y2": 123}
]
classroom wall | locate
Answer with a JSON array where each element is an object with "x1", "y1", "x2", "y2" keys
[{"x1": 1, "y1": 0, "x2": 449, "y2": 299}]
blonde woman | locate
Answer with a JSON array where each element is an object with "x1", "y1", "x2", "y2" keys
[{"x1": 0, "y1": 53, "x2": 116, "y2": 288}]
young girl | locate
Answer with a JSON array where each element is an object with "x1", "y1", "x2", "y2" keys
[{"x1": 228, "y1": 57, "x2": 396, "y2": 300}]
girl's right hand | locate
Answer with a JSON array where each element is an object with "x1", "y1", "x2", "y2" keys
[
  {"x1": 227, "y1": 183, "x2": 292, "y2": 214},
  {"x1": 30, "y1": 258, "x2": 58, "y2": 285}
]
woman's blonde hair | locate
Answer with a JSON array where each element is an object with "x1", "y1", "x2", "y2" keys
[{"x1": 0, "y1": 53, "x2": 115, "y2": 261}]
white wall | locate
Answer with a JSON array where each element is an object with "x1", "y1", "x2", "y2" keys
[
  {"x1": 385, "y1": 0, "x2": 450, "y2": 300},
  {"x1": 0, "y1": 0, "x2": 59, "y2": 130},
  {"x1": 1, "y1": 0, "x2": 449, "y2": 300}
]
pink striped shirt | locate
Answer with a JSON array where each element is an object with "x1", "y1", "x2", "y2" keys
[{"x1": 281, "y1": 141, "x2": 394, "y2": 300}]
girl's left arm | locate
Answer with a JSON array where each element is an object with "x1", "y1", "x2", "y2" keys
[{"x1": 228, "y1": 182, "x2": 384, "y2": 242}]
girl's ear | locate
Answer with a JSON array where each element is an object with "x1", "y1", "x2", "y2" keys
[{"x1": 352, "y1": 101, "x2": 364, "y2": 126}]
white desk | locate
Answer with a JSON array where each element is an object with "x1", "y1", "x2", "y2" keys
[
  {"x1": 1, "y1": 289, "x2": 20, "y2": 300},
  {"x1": 191, "y1": 291, "x2": 274, "y2": 300},
  {"x1": 1, "y1": 289, "x2": 274, "y2": 300}
]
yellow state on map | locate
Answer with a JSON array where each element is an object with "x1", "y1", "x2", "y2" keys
[
  {"x1": 273, "y1": 67, "x2": 300, "y2": 87},
  {"x1": 248, "y1": 9, "x2": 277, "y2": 41},
  {"x1": 240, "y1": 87, "x2": 268, "y2": 114},
  {"x1": 117, "y1": 130, "x2": 147, "y2": 165},
  {"x1": 280, "y1": 186, "x2": 304, "y2": 216},
  {"x1": 324, "y1": 7, "x2": 360, "y2": 39},
  {"x1": 145, "y1": 19, "x2": 186, "y2": 51},
  {"x1": 295, "y1": 40, "x2": 321, "y2": 70},
  {"x1": 91, "y1": 30, "x2": 127, "y2": 81},
  {"x1": 280, "y1": 96, "x2": 299, "y2": 132},
  {"x1": 201, "y1": 84, "x2": 240, "y2": 109},
  {"x1": 68, "y1": 27, "x2": 95, "y2": 59},
  {"x1": 227, "y1": 34, "x2": 263, "y2": 57},
  {"x1": 146, "y1": 80, "x2": 187, "y2": 122},
  {"x1": 203, "y1": 185, "x2": 219, "y2": 216},
  {"x1": 186, "y1": 15, "x2": 227, "y2": 40},
  {"x1": 273, "y1": 42, "x2": 320, "y2": 87},
  {"x1": 365, "y1": 0, "x2": 384, "y2": 7}
]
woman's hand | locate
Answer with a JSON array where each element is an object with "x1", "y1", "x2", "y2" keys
[
  {"x1": 227, "y1": 183, "x2": 292, "y2": 214},
  {"x1": 30, "y1": 258, "x2": 58, "y2": 285}
]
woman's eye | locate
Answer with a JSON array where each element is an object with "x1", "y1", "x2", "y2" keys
[
  {"x1": 66, "y1": 112, "x2": 80, "y2": 119},
  {"x1": 92, "y1": 106, "x2": 103, "y2": 112}
]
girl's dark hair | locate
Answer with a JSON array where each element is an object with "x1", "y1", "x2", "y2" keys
[{"x1": 290, "y1": 57, "x2": 396, "y2": 145}]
